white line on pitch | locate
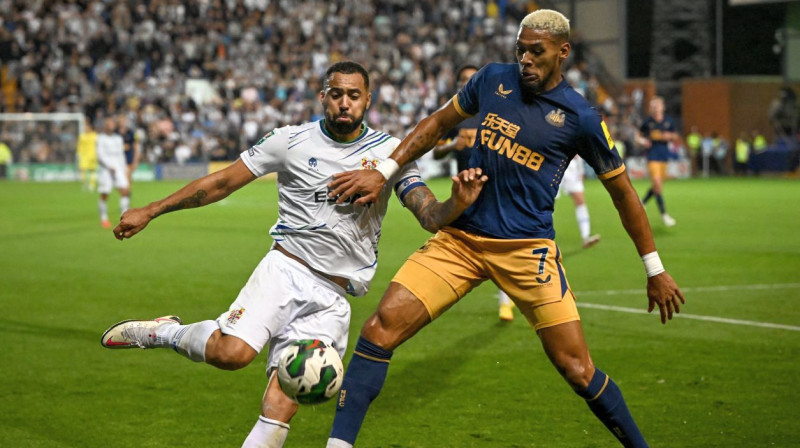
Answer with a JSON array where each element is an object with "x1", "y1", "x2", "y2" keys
[
  {"x1": 576, "y1": 283, "x2": 800, "y2": 297},
  {"x1": 578, "y1": 302, "x2": 800, "y2": 332}
]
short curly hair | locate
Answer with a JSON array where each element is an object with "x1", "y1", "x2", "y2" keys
[
  {"x1": 324, "y1": 61, "x2": 370, "y2": 90},
  {"x1": 520, "y1": 9, "x2": 570, "y2": 41}
]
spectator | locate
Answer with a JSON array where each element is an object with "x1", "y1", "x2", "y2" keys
[
  {"x1": 0, "y1": 138, "x2": 11, "y2": 179},
  {"x1": 734, "y1": 131, "x2": 751, "y2": 176},
  {"x1": 700, "y1": 132, "x2": 716, "y2": 177},
  {"x1": 685, "y1": 126, "x2": 702, "y2": 176},
  {"x1": 752, "y1": 130, "x2": 768, "y2": 153},
  {"x1": 3, "y1": 0, "x2": 604, "y2": 167},
  {"x1": 713, "y1": 133, "x2": 729, "y2": 176}
]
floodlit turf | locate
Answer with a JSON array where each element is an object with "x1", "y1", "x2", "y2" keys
[{"x1": 1, "y1": 176, "x2": 798, "y2": 447}]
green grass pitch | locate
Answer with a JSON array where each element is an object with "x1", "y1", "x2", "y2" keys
[{"x1": 1, "y1": 176, "x2": 798, "y2": 447}]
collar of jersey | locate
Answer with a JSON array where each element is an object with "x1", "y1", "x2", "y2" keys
[
  {"x1": 517, "y1": 72, "x2": 569, "y2": 97},
  {"x1": 541, "y1": 76, "x2": 569, "y2": 95},
  {"x1": 319, "y1": 120, "x2": 369, "y2": 144}
]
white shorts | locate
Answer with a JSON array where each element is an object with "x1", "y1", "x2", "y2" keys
[
  {"x1": 216, "y1": 250, "x2": 351, "y2": 371},
  {"x1": 558, "y1": 158, "x2": 585, "y2": 196},
  {"x1": 97, "y1": 165, "x2": 130, "y2": 194}
]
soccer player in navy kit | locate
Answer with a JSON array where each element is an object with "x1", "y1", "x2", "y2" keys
[
  {"x1": 326, "y1": 10, "x2": 684, "y2": 448},
  {"x1": 118, "y1": 114, "x2": 140, "y2": 187},
  {"x1": 638, "y1": 96, "x2": 677, "y2": 227},
  {"x1": 432, "y1": 64, "x2": 482, "y2": 173}
]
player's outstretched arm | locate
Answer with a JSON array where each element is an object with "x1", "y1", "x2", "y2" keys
[
  {"x1": 328, "y1": 101, "x2": 466, "y2": 205},
  {"x1": 402, "y1": 168, "x2": 488, "y2": 233},
  {"x1": 113, "y1": 159, "x2": 256, "y2": 240},
  {"x1": 600, "y1": 172, "x2": 685, "y2": 324}
]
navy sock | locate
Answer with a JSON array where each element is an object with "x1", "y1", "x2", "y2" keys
[
  {"x1": 578, "y1": 368, "x2": 648, "y2": 448},
  {"x1": 329, "y1": 337, "x2": 393, "y2": 444},
  {"x1": 655, "y1": 193, "x2": 666, "y2": 214},
  {"x1": 641, "y1": 189, "x2": 653, "y2": 204}
]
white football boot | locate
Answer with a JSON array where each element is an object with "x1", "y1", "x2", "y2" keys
[
  {"x1": 662, "y1": 214, "x2": 677, "y2": 227},
  {"x1": 582, "y1": 234, "x2": 601, "y2": 249},
  {"x1": 101, "y1": 315, "x2": 182, "y2": 349}
]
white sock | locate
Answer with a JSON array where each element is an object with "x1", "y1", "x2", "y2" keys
[
  {"x1": 98, "y1": 199, "x2": 108, "y2": 221},
  {"x1": 498, "y1": 290, "x2": 512, "y2": 306},
  {"x1": 157, "y1": 320, "x2": 219, "y2": 362},
  {"x1": 326, "y1": 438, "x2": 354, "y2": 448},
  {"x1": 575, "y1": 204, "x2": 591, "y2": 240},
  {"x1": 120, "y1": 196, "x2": 130, "y2": 215},
  {"x1": 242, "y1": 416, "x2": 290, "y2": 448}
]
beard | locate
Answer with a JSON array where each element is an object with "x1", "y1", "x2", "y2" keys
[
  {"x1": 518, "y1": 77, "x2": 543, "y2": 103},
  {"x1": 326, "y1": 112, "x2": 363, "y2": 135}
]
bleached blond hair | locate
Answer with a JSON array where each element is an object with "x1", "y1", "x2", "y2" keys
[{"x1": 520, "y1": 9, "x2": 570, "y2": 40}]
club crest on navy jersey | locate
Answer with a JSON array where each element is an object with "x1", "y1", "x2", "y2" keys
[{"x1": 546, "y1": 109, "x2": 566, "y2": 128}]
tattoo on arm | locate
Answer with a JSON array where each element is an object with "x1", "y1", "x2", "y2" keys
[
  {"x1": 404, "y1": 187, "x2": 457, "y2": 233},
  {"x1": 157, "y1": 190, "x2": 208, "y2": 217},
  {"x1": 395, "y1": 117, "x2": 446, "y2": 164}
]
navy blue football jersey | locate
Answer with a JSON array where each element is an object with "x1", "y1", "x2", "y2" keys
[
  {"x1": 449, "y1": 63, "x2": 625, "y2": 239},
  {"x1": 122, "y1": 129, "x2": 136, "y2": 164},
  {"x1": 441, "y1": 114, "x2": 483, "y2": 172},
  {"x1": 640, "y1": 116, "x2": 677, "y2": 162}
]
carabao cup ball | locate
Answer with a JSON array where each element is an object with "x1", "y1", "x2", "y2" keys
[{"x1": 277, "y1": 339, "x2": 344, "y2": 404}]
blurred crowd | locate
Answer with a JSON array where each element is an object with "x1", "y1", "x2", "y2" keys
[{"x1": 0, "y1": 0, "x2": 619, "y2": 166}]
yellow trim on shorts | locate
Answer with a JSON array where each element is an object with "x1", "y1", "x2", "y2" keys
[
  {"x1": 596, "y1": 164, "x2": 626, "y2": 180},
  {"x1": 452, "y1": 95, "x2": 474, "y2": 118}
]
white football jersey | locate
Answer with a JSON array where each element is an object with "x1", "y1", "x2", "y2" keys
[
  {"x1": 240, "y1": 120, "x2": 425, "y2": 296},
  {"x1": 96, "y1": 133, "x2": 126, "y2": 171}
]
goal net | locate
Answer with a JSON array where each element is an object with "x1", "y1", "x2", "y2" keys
[{"x1": 0, "y1": 112, "x2": 84, "y2": 180}]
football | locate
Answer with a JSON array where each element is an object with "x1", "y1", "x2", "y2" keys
[{"x1": 276, "y1": 339, "x2": 344, "y2": 405}]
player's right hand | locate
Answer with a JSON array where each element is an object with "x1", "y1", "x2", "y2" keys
[
  {"x1": 327, "y1": 169, "x2": 386, "y2": 205},
  {"x1": 113, "y1": 207, "x2": 152, "y2": 240}
]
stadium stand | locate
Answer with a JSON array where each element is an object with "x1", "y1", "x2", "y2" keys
[{"x1": 0, "y1": 0, "x2": 612, "y2": 165}]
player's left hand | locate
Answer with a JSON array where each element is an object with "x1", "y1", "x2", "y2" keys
[
  {"x1": 450, "y1": 168, "x2": 488, "y2": 209},
  {"x1": 646, "y1": 272, "x2": 685, "y2": 324},
  {"x1": 328, "y1": 169, "x2": 386, "y2": 205}
]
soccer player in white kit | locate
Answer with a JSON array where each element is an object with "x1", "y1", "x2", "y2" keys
[
  {"x1": 557, "y1": 155, "x2": 601, "y2": 249},
  {"x1": 100, "y1": 62, "x2": 488, "y2": 448},
  {"x1": 96, "y1": 117, "x2": 130, "y2": 228}
]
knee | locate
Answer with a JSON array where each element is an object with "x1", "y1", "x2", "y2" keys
[
  {"x1": 207, "y1": 351, "x2": 251, "y2": 370},
  {"x1": 205, "y1": 337, "x2": 257, "y2": 370},
  {"x1": 360, "y1": 283, "x2": 431, "y2": 351},
  {"x1": 361, "y1": 311, "x2": 400, "y2": 351},
  {"x1": 264, "y1": 382, "x2": 299, "y2": 422},
  {"x1": 552, "y1": 352, "x2": 595, "y2": 392}
]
